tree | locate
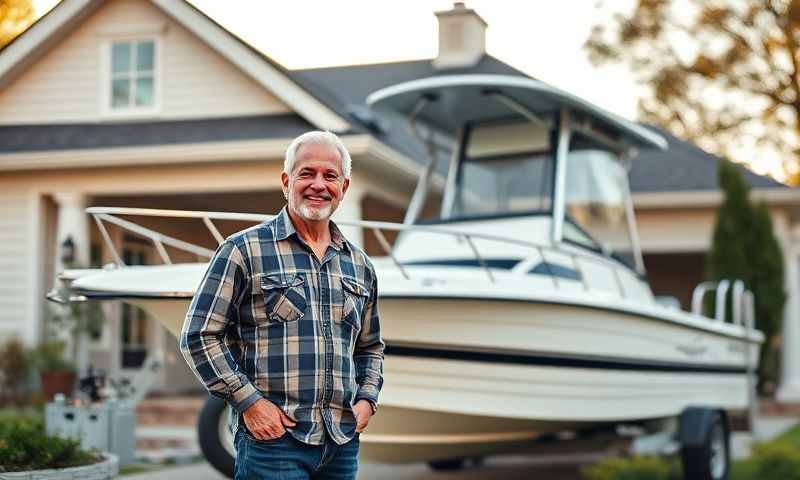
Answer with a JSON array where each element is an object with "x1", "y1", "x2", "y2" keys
[
  {"x1": 706, "y1": 160, "x2": 786, "y2": 393},
  {"x1": 0, "y1": 0, "x2": 34, "y2": 49},
  {"x1": 585, "y1": 0, "x2": 800, "y2": 180}
]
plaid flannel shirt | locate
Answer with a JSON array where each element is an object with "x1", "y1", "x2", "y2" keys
[{"x1": 180, "y1": 207, "x2": 384, "y2": 445}]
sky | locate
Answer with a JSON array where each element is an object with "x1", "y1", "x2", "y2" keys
[{"x1": 29, "y1": 0, "x2": 783, "y2": 180}]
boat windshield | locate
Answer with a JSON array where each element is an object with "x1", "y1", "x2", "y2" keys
[
  {"x1": 563, "y1": 134, "x2": 637, "y2": 268},
  {"x1": 449, "y1": 121, "x2": 554, "y2": 219}
]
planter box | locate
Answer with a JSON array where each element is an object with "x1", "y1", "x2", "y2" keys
[
  {"x1": 0, "y1": 452, "x2": 118, "y2": 480},
  {"x1": 45, "y1": 400, "x2": 136, "y2": 465}
]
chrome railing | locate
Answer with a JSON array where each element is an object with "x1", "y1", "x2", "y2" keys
[
  {"x1": 88, "y1": 206, "x2": 635, "y2": 296},
  {"x1": 691, "y1": 279, "x2": 754, "y2": 326},
  {"x1": 691, "y1": 279, "x2": 759, "y2": 428}
]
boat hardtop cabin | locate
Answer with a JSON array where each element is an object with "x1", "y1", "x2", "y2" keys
[{"x1": 366, "y1": 74, "x2": 667, "y2": 292}]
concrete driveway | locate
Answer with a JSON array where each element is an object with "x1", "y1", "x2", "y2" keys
[{"x1": 124, "y1": 454, "x2": 590, "y2": 480}]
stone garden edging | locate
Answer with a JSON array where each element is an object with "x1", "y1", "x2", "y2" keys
[{"x1": 0, "y1": 452, "x2": 118, "y2": 480}]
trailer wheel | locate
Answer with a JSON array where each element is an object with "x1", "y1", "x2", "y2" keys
[
  {"x1": 198, "y1": 396, "x2": 235, "y2": 479},
  {"x1": 680, "y1": 410, "x2": 729, "y2": 480}
]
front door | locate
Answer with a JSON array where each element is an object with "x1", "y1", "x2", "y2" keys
[{"x1": 120, "y1": 242, "x2": 150, "y2": 370}]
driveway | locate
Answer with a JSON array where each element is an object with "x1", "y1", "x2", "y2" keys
[{"x1": 124, "y1": 454, "x2": 589, "y2": 480}]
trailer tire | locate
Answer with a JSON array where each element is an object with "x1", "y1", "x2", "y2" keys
[
  {"x1": 680, "y1": 410, "x2": 729, "y2": 480},
  {"x1": 198, "y1": 395, "x2": 235, "y2": 479}
]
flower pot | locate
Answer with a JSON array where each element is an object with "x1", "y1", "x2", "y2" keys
[{"x1": 40, "y1": 371, "x2": 76, "y2": 401}]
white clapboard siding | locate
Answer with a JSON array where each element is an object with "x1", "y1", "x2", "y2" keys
[
  {"x1": 0, "y1": 0, "x2": 291, "y2": 124},
  {"x1": 0, "y1": 191, "x2": 35, "y2": 343}
]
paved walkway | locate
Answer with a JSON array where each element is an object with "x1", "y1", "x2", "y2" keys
[
  {"x1": 130, "y1": 398, "x2": 799, "y2": 479},
  {"x1": 123, "y1": 456, "x2": 588, "y2": 480}
]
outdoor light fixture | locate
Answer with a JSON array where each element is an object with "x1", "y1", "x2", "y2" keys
[{"x1": 60, "y1": 235, "x2": 75, "y2": 265}]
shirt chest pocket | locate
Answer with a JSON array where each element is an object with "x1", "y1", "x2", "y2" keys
[
  {"x1": 259, "y1": 273, "x2": 307, "y2": 323},
  {"x1": 340, "y1": 276, "x2": 370, "y2": 330}
]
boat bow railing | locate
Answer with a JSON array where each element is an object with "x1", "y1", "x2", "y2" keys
[{"x1": 87, "y1": 206, "x2": 640, "y2": 295}]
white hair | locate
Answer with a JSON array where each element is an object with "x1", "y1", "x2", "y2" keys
[{"x1": 284, "y1": 131, "x2": 352, "y2": 179}]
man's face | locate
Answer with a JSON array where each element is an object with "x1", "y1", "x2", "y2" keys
[{"x1": 282, "y1": 142, "x2": 350, "y2": 223}]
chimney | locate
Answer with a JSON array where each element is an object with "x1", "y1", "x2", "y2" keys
[{"x1": 433, "y1": 2, "x2": 487, "y2": 70}]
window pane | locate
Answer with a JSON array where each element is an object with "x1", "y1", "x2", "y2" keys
[
  {"x1": 136, "y1": 41, "x2": 154, "y2": 71},
  {"x1": 111, "y1": 42, "x2": 131, "y2": 73},
  {"x1": 564, "y1": 144, "x2": 635, "y2": 267},
  {"x1": 455, "y1": 153, "x2": 553, "y2": 217},
  {"x1": 135, "y1": 76, "x2": 154, "y2": 106},
  {"x1": 449, "y1": 121, "x2": 553, "y2": 219},
  {"x1": 112, "y1": 78, "x2": 130, "y2": 108}
]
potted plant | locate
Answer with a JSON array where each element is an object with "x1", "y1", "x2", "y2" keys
[
  {"x1": 36, "y1": 275, "x2": 105, "y2": 401},
  {"x1": 30, "y1": 341, "x2": 76, "y2": 401}
]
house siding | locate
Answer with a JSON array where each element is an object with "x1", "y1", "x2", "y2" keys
[
  {"x1": 0, "y1": 190, "x2": 36, "y2": 343},
  {"x1": 0, "y1": 0, "x2": 290, "y2": 125}
]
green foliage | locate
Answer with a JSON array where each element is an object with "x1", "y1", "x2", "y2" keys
[
  {"x1": 732, "y1": 442, "x2": 800, "y2": 480},
  {"x1": 774, "y1": 422, "x2": 800, "y2": 449},
  {"x1": 749, "y1": 442, "x2": 800, "y2": 480},
  {"x1": 707, "y1": 160, "x2": 785, "y2": 392},
  {"x1": 29, "y1": 341, "x2": 75, "y2": 374},
  {"x1": 584, "y1": 425, "x2": 800, "y2": 480},
  {"x1": 707, "y1": 161, "x2": 751, "y2": 284},
  {"x1": 581, "y1": 455, "x2": 679, "y2": 480},
  {"x1": 0, "y1": 414, "x2": 99, "y2": 472}
]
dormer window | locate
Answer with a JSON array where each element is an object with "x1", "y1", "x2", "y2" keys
[{"x1": 108, "y1": 39, "x2": 157, "y2": 112}]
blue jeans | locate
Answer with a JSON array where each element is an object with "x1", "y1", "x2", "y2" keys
[{"x1": 234, "y1": 427, "x2": 360, "y2": 480}]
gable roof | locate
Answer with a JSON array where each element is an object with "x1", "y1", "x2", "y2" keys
[
  {"x1": 0, "y1": 1, "x2": 791, "y2": 198},
  {"x1": 0, "y1": 0, "x2": 349, "y2": 131}
]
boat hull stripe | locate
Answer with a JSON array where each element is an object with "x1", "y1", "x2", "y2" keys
[{"x1": 385, "y1": 344, "x2": 747, "y2": 374}]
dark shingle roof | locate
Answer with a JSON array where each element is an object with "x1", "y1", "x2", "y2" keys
[
  {"x1": 288, "y1": 55, "x2": 530, "y2": 119},
  {"x1": 0, "y1": 39, "x2": 787, "y2": 193},
  {"x1": 288, "y1": 55, "x2": 529, "y2": 163},
  {"x1": 629, "y1": 125, "x2": 787, "y2": 192},
  {"x1": 0, "y1": 114, "x2": 314, "y2": 152}
]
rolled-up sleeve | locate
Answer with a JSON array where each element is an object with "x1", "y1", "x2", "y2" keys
[
  {"x1": 179, "y1": 240, "x2": 261, "y2": 413},
  {"x1": 353, "y1": 272, "x2": 385, "y2": 407}
]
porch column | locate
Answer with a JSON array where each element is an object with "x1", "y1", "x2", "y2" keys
[
  {"x1": 52, "y1": 192, "x2": 91, "y2": 377},
  {"x1": 778, "y1": 240, "x2": 800, "y2": 402},
  {"x1": 332, "y1": 179, "x2": 366, "y2": 249},
  {"x1": 53, "y1": 192, "x2": 90, "y2": 271}
]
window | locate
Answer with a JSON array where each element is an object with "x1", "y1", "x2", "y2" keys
[
  {"x1": 450, "y1": 121, "x2": 554, "y2": 219},
  {"x1": 109, "y1": 39, "x2": 156, "y2": 111},
  {"x1": 562, "y1": 134, "x2": 637, "y2": 268}
]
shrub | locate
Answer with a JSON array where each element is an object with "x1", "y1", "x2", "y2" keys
[
  {"x1": 29, "y1": 341, "x2": 75, "y2": 374},
  {"x1": 0, "y1": 338, "x2": 32, "y2": 406},
  {"x1": 581, "y1": 455, "x2": 679, "y2": 480},
  {"x1": 0, "y1": 414, "x2": 100, "y2": 472},
  {"x1": 734, "y1": 442, "x2": 800, "y2": 480}
]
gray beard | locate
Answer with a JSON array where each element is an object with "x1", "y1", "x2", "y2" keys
[{"x1": 298, "y1": 202, "x2": 333, "y2": 221}]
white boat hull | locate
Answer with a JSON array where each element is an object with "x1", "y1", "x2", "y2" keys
[{"x1": 117, "y1": 286, "x2": 756, "y2": 463}]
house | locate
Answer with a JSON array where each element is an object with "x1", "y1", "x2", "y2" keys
[{"x1": 2, "y1": 0, "x2": 800, "y2": 401}]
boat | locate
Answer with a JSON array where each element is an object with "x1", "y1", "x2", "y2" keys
[{"x1": 50, "y1": 74, "x2": 761, "y2": 480}]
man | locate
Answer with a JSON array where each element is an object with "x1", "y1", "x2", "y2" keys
[{"x1": 180, "y1": 131, "x2": 384, "y2": 480}]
